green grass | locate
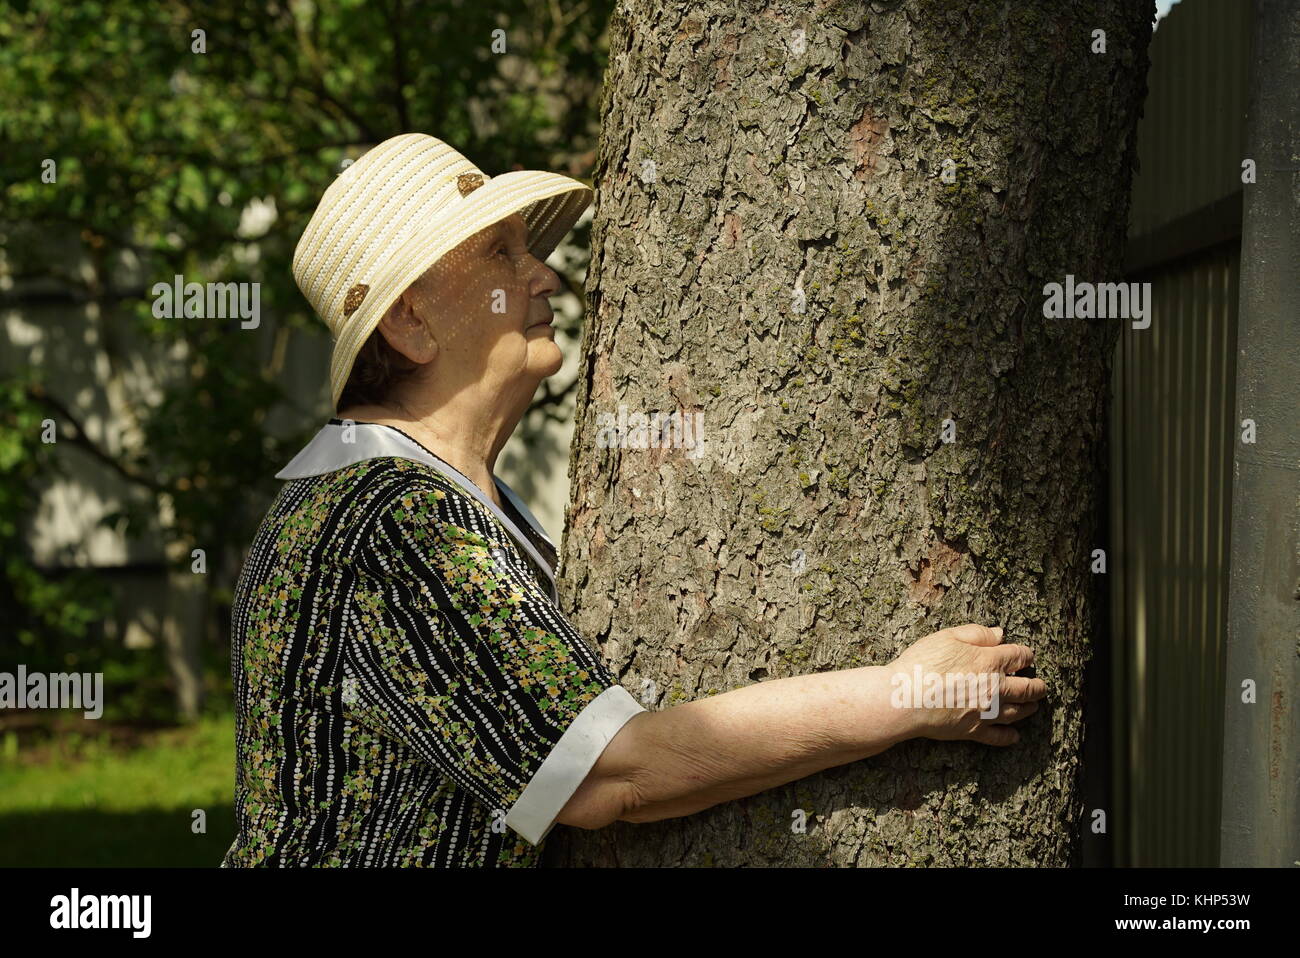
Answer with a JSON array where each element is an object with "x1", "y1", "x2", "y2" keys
[{"x1": 0, "y1": 713, "x2": 236, "y2": 867}]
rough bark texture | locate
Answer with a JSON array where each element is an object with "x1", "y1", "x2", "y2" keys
[{"x1": 547, "y1": 0, "x2": 1151, "y2": 866}]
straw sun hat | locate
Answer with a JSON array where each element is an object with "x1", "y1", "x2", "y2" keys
[{"x1": 291, "y1": 133, "x2": 594, "y2": 409}]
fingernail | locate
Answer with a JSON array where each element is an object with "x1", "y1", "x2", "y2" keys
[{"x1": 994, "y1": 626, "x2": 1004, "y2": 638}]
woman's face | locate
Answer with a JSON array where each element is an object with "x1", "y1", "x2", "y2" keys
[{"x1": 400, "y1": 211, "x2": 564, "y2": 393}]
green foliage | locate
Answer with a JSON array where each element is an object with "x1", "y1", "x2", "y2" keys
[
  {"x1": 0, "y1": 376, "x2": 113, "y2": 654},
  {"x1": 0, "y1": 0, "x2": 614, "y2": 721}
]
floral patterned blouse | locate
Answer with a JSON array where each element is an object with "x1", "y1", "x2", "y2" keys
[{"x1": 220, "y1": 420, "x2": 644, "y2": 867}]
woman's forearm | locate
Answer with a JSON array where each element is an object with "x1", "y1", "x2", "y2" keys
[
  {"x1": 557, "y1": 623, "x2": 1041, "y2": 832},
  {"x1": 563, "y1": 666, "x2": 917, "y2": 828}
]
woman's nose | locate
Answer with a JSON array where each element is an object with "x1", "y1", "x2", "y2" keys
[{"x1": 528, "y1": 258, "x2": 561, "y2": 299}]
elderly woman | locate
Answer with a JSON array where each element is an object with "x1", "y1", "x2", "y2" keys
[{"x1": 221, "y1": 133, "x2": 1045, "y2": 867}]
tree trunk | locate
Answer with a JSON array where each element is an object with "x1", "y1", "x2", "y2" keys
[{"x1": 549, "y1": 0, "x2": 1151, "y2": 867}]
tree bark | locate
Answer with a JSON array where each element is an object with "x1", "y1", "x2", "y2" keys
[{"x1": 549, "y1": 0, "x2": 1152, "y2": 866}]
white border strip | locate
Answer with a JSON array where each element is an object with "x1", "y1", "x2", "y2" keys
[{"x1": 504, "y1": 685, "x2": 646, "y2": 845}]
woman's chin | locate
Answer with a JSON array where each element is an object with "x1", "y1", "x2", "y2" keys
[{"x1": 529, "y1": 335, "x2": 564, "y2": 375}]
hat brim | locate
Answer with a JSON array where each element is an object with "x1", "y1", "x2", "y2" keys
[{"x1": 328, "y1": 170, "x2": 593, "y2": 410}]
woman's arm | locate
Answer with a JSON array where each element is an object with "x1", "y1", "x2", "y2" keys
[{"x1": 556, "y1": 623, "x2": 1046, "y2": 829}]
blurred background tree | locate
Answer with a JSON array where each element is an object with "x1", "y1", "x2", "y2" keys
[{"x1": 0, "y1": 0, "x2": 614, "y2": 729}]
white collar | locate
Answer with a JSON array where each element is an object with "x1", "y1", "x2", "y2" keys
[{"x1": 276, "y1": 421, "x2": 557, "y2": 597}]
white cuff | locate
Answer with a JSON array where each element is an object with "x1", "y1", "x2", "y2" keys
[{"x1": 504, "y1": 684, "x2": 646, "y2": 845}]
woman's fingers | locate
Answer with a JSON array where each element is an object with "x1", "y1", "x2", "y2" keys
[
  {"x1": 946, "y1": 623, "x2": 1004, "y2": 647},
  {"x1": 1000, "y1": 674, "x2": 1048, "y2": 703},
  {"x1": 942, "y1": 624, "x2": 1035, "y2": 675},
  {"x1": 970, "y1": 724, "x2": 1020, "y2": 746},
  {"x1": 989, "y1": 641, "x2": 1035, "y2": 673},
  {"x1": 989, "y1": 700, "x2": 1039, "y2": 724}
]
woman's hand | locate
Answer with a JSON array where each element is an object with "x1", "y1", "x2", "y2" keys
[{"x1": 887, "y1": 623, "x2": 1047, "y2": 746}]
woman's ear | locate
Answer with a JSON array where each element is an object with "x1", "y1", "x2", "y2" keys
[{"x1": 377, "y1": 291, "x2": 439, "y2": 365}]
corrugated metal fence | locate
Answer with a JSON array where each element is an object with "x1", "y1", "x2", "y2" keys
[{"x1": 1107, "y1": 0, "x2": 1253, "y2": 866}]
